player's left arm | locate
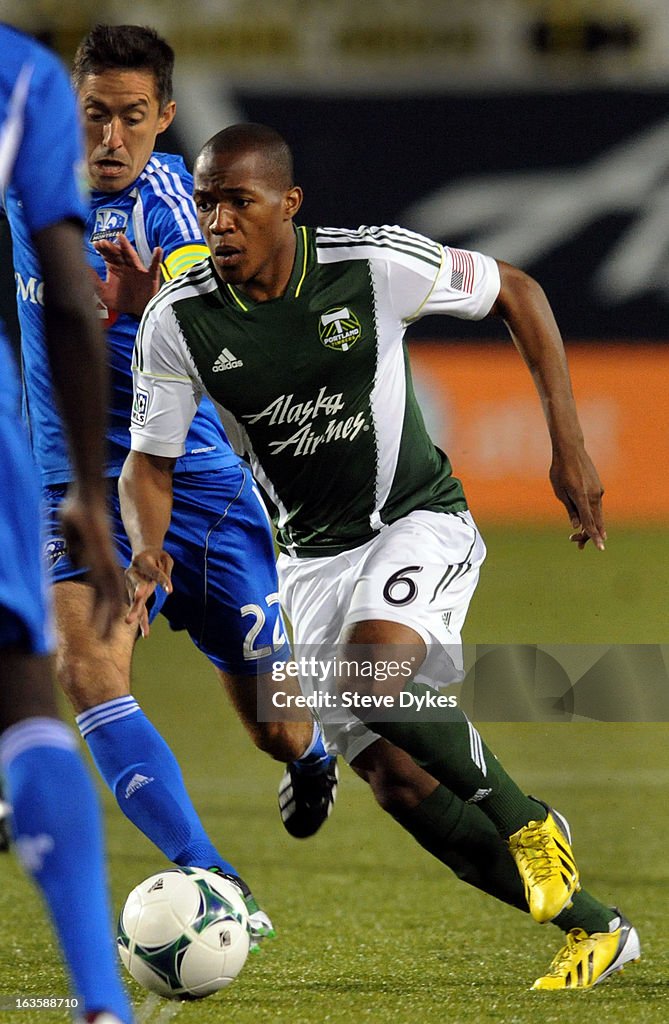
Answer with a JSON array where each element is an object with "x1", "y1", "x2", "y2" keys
[
  {"x1": 489, "y1": 260, "x2": 606, "y2": 551},
  {"x1": 382, "y1": 231, "x2": 603, "y2": 549}
]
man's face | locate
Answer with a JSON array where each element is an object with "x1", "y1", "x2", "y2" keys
[
  {"x1": 193, "y1": 146, "x2": 302, "y2": 298},
  {"x1": 79, "y1": 69, "x2": 175, "y2": 192}
]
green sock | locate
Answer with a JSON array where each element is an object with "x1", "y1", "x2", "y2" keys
[
  {"x1": 367, "y1": 679, "x2": 545, "y2": 836},
  {"x1": 392, "y1": 785, "x2": 616, "y2": 935},
  {"x1": 391, "y1": 784, "x2": 528, "y2": 911},
  {"x1": 555, "y1": 894, "x2": 616, "y2": 935}
]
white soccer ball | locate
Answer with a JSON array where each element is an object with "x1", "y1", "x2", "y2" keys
[{"x1": 117, "y1": 867, "x2": 250, "y2": 1000}]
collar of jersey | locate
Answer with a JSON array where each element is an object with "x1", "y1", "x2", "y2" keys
[
  {"x1": 224, "y1": 224, "x2": 310, "y2": 312},
  {"x1": 91, "y1": 179, "x2": 140, "y2": 204}
]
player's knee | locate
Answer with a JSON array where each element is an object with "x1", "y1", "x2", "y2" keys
[
  {"x1": 251, "y1": 720, "x2": 311, "y2": 762},
  {"x1": 368, "y1": 772, "x2": 420, "y2": 816},
  {"x1": 352, "y1": 761, "x2": 413, "y2": 815},
  {"x1": 56, "y1": 655, "x2": 91, "y2": 707},
  {"x1": 55, "y1": 652, "x2": 128, "y2": 713},
  {"x1": 351, "y1": 745, "x2": 427, "y2": 815},
  {"x1": 370, "y1": 768, "x2": 440, "y2": 816}
]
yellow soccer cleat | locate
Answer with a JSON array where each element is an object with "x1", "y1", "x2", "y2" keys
[
  {"x1": 532, "y1": 911, "x2": 641, "y2": 990},
  {"x1": 508, "y1": 805, "x2": 580, "y2": 923}
]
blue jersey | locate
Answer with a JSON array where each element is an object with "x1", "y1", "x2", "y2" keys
[
  {"x1": 0, "y1": 25, "x2": 82, "y2": 655},
  {"x1": 8, "y1": 148, "x2": 238, "y2": 484},
  {"x1": 0, "y1": 24, "x2": 86, "y2": 419}
]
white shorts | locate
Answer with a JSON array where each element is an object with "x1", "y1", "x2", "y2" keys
[{"x1": 277, "y1": 509, "x2": 486, "y2": 762}]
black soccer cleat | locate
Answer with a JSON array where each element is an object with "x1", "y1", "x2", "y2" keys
[{"x1": 278, "y1": 756, "x2": 338, "y2": 839}]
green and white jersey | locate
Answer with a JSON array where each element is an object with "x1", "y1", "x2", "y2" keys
[{"x1": 131, "y1": 224, "x2": 500, "y2": 556}]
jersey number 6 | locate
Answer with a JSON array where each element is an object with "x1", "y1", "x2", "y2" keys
[{"x1": 382, "y1": 566, "x2": 423, "y2": 606}]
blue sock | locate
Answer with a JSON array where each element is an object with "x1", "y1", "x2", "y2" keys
[
  {"x1": 77, "y1": 696, "x2": 237, "y2": 875},
  {"x1": 0, "y1": 717, "x2": 132, "y2": 1023},
  {"x1": 292, "y1": 720, "x2": 334, "y2": 775}
]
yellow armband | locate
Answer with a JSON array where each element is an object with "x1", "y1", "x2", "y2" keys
[{"x1": 162, "y1": 244, "x2": 210, "y2": 280}]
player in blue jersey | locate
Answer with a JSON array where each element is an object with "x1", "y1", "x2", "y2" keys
[
  {"x1": 6, "y1": 23, "x2": 335, "y2": 944},
  {"x1": 0, "y1": 24, "x2": 131, "y2": 1024}
]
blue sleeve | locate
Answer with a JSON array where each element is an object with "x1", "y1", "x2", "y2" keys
[
  {"x1": 143, "y1": 163, "x2": 204, "y2": 260},
  {"x1": 13, "y1": 50, "x2": 88, "y2": 234}
]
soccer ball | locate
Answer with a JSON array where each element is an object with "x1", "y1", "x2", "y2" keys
[{"x1": 117, "y1": 867, "x2": 250, "y2": 999}]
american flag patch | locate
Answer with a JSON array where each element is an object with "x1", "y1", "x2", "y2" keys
[{"x1": 449, "y1": 248, "x2": 475, "y2": 293}]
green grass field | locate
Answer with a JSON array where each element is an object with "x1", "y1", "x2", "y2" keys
[{"x1": 0, "y1": 525, "x2": 667, "y2": 1023}]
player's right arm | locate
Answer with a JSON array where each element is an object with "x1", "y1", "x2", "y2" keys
[
  {"x1": 118, "y1": 451, "x2": 175, "y2": 637},
  {"x1": 120, "y1": 293, "x2": 203, "y2": 633}
]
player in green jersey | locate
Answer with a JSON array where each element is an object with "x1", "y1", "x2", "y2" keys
[{"x1": 119, "y1": 123, "x2": 639, "y2": 990}]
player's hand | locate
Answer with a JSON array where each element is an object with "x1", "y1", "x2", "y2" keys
[
  {"x1": 549, "y1": 447, "x2": 607, "y2": 551},
  {"x1": 125, "y1": 548, "x2": 174, "y2": 638},
  {"x1": 92, "y1": 234, "x2": 163, "y2": 318},
  {"x1": 59, "y1": 486, "x2": 125, "y2": 639}
]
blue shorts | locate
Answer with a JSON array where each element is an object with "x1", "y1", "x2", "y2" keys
[
  {"x1": 41, "y1": 463, "x2": 290, "y2": 675},
  {"x1": 0, "y1": 413, "x2": 53, "y2": 656}
]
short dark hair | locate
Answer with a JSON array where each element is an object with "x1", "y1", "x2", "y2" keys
[
  {"x1": 199, "y1": 123, "x2": 294, "y2": 190},
  {"x1": 72, "y1": 24, "x2": 174, "y2": 107}
]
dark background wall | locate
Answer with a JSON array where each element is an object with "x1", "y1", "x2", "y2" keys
[
  {"x1": 5, "y1": 87, "x2": 666, "y2": 346},
  {"x1": 221, "y1": 87, "x2": 669, "y2": 342}
]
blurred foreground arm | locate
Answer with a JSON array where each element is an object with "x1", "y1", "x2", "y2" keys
[{"x1": 491, "y1": 260, "x2": 606, "y2": 551}]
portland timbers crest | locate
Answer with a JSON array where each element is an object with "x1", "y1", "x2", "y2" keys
[{"x1": 318, "y1": 306, "x2": 362, "y2": 351}]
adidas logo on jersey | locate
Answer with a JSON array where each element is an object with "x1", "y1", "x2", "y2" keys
[
  {"x1": 212, "y1": 347, "x2": 243, "y2": 372},
  {"x1": 124, "y1": 773, "x2": 155, "y2": 799}
]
